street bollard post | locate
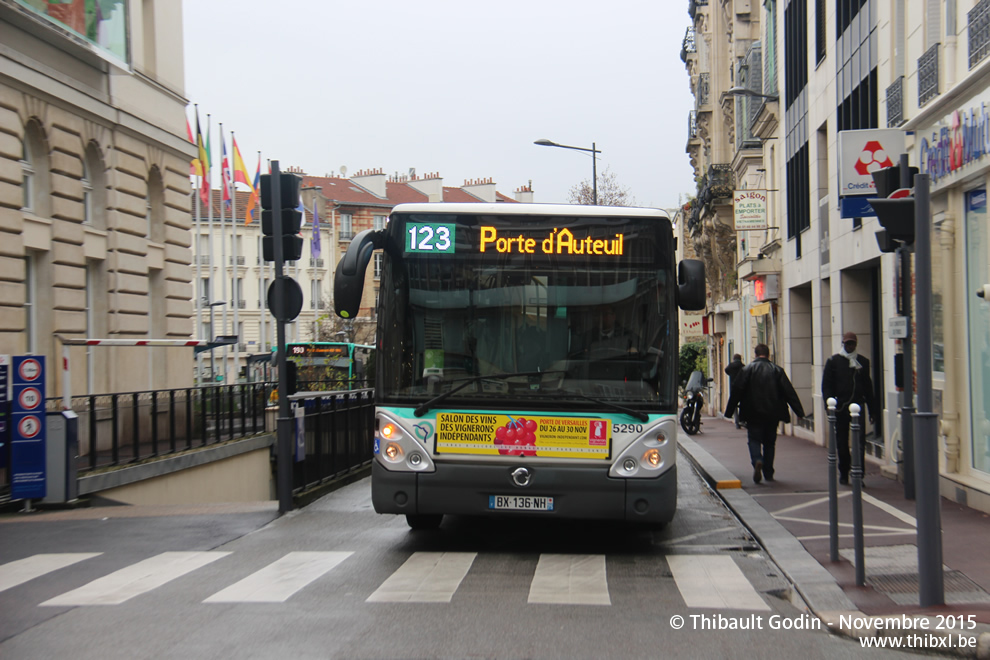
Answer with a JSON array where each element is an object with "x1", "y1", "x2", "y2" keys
[
  {"x1": 850, "y1": 403, "x2": 865, "y2": 587},
  {"x1": 827, "y1": 397, "x2": 839, "y2": 562}
]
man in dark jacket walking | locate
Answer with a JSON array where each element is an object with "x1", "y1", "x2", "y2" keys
[
  {"x1": 724, "y1": 344, "x2": 806, "y2": 483},
  {"x1": 724, "y1": 354, "x2": 745, "y2": 428},
  {"x1": 822, "y1": 331, "x2": 876, "y2": 485}
]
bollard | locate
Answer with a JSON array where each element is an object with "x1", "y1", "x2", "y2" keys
[
  {"x1": 850, "y1": 403, "x2": 865, "y2": 587},
  {"x1": 826, "y1": 397, "x2": 839, "y2": 562}
]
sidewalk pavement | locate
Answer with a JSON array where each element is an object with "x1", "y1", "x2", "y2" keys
[{"x1": 680, "y1": 413, "x2": 990, "y2": 658}]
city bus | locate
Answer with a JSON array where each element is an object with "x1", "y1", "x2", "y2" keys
[
  {"x1": 282, "y1": 342, "x2": 375, "y2": 392},
  {"x1": 334, "y1": 203, "x2": 704, "y2": 529}
]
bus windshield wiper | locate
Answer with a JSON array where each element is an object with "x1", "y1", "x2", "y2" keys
[
  {"x1": 554, "y1": 388, "x2": 649, "y2": 423},
  {"x1": 413, "y1": 370, "x2": 562, "y2": 417}
]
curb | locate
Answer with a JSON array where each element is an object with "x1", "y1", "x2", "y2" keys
[{"x1": 679, "y1": 434, "x2": 990, "y2": 658}]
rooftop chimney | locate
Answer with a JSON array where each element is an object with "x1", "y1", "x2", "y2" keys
[
  {"x1": 407, "y1": 171, "x2": 444, "y2": 202},
  {"x1": 462, "y1": 177, "x2": 497, "y2": 203},
  {"x1": 514, "y1": 180, "x2": 534, "y2": 203},
  {"x1": 350, "y1": 168, "x2": 387, "y2": 198}
]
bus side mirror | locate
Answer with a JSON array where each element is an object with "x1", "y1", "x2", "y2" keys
[
  {"x1": 676, "y1": 259, "x2": 706, "y2": 311},
  {"x1": 335, "y1": 229, "x2": 385, "y2": 319}
]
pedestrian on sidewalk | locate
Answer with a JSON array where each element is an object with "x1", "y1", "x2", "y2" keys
[
  {"x1": 724, "y1": 344, "x2": 806, "y2": 484},
  {"x1": 724, "y1": 353, "x2": 745, "y2": 429},
  {"x1": 822, "y1": 331, "x2": 875, "y2": 485}
]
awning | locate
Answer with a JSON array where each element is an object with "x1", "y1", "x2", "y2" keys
[{"x1": 750, "y1": 302, "x2": 772, "y2": 317}]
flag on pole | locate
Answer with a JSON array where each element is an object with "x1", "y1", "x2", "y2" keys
[
  {"x1": 186, "y1": 117, "x2": 201, "y2": 178},
  {"x1": 246, "y1": 152, "x2": 261, "y2": 224},
  {"x1": 195, "y1": 109, "x2": 210, "y2": 206},
  {"x1": 221, "y1": 133, "x2": 232, "y2": 210},
  {"x1": 311, "y1": 198, "x2": 322, "y2": 259}
]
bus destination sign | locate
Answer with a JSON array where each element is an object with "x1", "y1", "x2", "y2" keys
[{"x1": 480, "y1": 227, "x2": 624, "y2": 256}]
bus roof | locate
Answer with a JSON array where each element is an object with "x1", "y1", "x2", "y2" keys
[{"x1": 389, "y1": 203, "x2": 670, "y2": 219}]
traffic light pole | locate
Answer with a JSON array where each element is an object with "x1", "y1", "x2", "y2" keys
[
  {"x1": 898, "y1": 154, "x2": 915, "y2": 501},
  {"x1": 270, "y1": 161, "x2": 293, "y2": 515},
  {"x1": 912, "y1": 173, "x2": 944, "y2": 607}
]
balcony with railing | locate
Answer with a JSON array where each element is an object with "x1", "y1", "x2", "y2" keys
[
  {"x1": 688, "y1": 110, "x2": 698, "y2": 139},
  {"x1": 681, "y1": 26, "x2": 696, "y2": 63},
  {"x1": 918, "y1": 43, "x2": 940, "y2": 106},
  {"x1": 697, "y1": 164, "x2": 734, "y2": 209},
  {"x1": 970, "y1": 0, "x2": 990, "y2": 69},
  {"x1": 886, "y1": 76, "x2": 904, "y2": 127},
  {"x1": 696, "y1": 72, "x2": 711, "y2": 108},
  {"x1": 228, "y1": 256, "x2": 245, "y2": 265},
  {"x1": 309, "y1": 258, "x2": 324, "y2": 268}
]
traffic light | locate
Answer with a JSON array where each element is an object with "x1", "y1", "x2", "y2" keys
[
  {"x1": 868, "y1": 164, "x2": 918, "y2": 253},
  {"x1": 260, "y1": 173, "x2": 304, "y2": 262}
]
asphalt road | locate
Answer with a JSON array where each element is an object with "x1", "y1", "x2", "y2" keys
[{"x1": 0, "y1": 454, "x2": 936, "y2": 659}]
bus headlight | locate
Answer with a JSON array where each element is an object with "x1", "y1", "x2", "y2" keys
[
  {"x1": 609, "y1": 418, "x2": 677, "y2": 479},
  {"x1": 383, "y1": 442, "x2": 403, "y2": 461},
  {"x1": 375, "y1": 413, "x2": 436, "y2": 473}
]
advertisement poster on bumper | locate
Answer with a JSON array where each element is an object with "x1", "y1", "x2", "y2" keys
[{"x1": 435, "y1": 412, "x2": 610, "y2": 459}]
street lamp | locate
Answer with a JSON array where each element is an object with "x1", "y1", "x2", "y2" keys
[
  {"x1": 207, "y1": 300, "x2": 226, "y2": 382},
  {"x1": 726, "y1": 86, "x2": 779, "y2": 101},
  {"x1": 534, "y1": 139, "x2": 601, "y2": 205}
]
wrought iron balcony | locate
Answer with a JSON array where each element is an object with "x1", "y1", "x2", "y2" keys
[
  {"x1": 698, "y1": 164, "x2": 734, "y2": 208},
  {"x1": 970, "y1": 0, "x2": 990, "y2": 69},
  {"x1": 688, "y1": 110, "x2": 698, "y2": 139},
  {"x1": 697, "y1": 72, "x2": 711, "y2": 108},
  {"x1": 681, "y1": 26, "x2": 696, "y2": 63},
  {"x1": 886, "y1": 76, "x2": 904, "y2": 127},
  {"x1": 918, "y1": 43, "x2": 940, "y2": 106}
]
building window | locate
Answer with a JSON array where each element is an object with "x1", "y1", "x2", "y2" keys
[
  {"x1": 25, "y1": 254, "x2": 37, "y2": 354},
  {"x1": 374, "y1": 252, "x2": 383, "y2": 279},
  {"x1": 82, "y1": 160, "x2": 93, "y2": 225},
  {"x1": 147, "y1": 166, "x2": 165, "y2": 242},
  {"x1": 374, "y1": 215, "x2": 387, "y2": 230},
  {"x1": 21, "y1": 139, "x2": 34, "y2": 212},
  {"x1": 18, "y1": 0, "x2": 129, "y2": 62},
  {"x1": 341, "y1": 213, "x2": 353, "y2": 240}
]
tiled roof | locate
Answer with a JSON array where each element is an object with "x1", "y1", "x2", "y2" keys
[{"x1": 192, "y1": 171, "x2": 519, "y2": 222}]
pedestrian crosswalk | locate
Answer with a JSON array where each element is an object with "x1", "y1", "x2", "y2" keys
[{"x1": 1, "y1": 550, "x2": 771, "y2": 610}]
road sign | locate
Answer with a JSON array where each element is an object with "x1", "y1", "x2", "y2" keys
[
  {"x1": 11, "y1": 355, "x2": 46, "y2": 500},
  {"x1": 890, "y1": 316, "x2": 909, "y2": 339}
]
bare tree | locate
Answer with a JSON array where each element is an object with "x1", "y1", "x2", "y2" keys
[
  {"x1": 313, "y1": 296, "x2": 375, "y2": 345},
  {"x1": 567, "y1": 166, "x2": 634, "y2": 206}
]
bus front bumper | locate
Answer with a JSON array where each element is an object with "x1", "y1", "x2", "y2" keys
[{"x1": 371, "y1": 460, "x2": 676, "y2": 524}]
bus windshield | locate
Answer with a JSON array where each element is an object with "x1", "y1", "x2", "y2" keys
[{"x1": 377, "y1": 211, "x2": 677, "y2": 413}]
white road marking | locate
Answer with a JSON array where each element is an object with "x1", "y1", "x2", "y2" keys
[
  {"x1": 0, "y1": 553, "x2": 102, "y2": 593},
  {"x1": 528, "y1": 554, "x2": 610, "y2": 606},
  {"x1": 667, "y1": 554, "x2": 770, "y2": 611},
  {"x1": 40, "y1": 551, "x2": 230, "y2": 606},
  {"x1": 204, "y1": 551, "x2": 353, "y2": 603},
  {"x1": 366, "y1": 551, "x2": 476, "y2": 603}
]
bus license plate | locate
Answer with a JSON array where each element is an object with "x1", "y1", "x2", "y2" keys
[{"x1": 489, "y1": 495, "x2": 554, "y2": 511}]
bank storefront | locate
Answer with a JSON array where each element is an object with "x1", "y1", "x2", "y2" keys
[{"x1": 913, "y1": 84, "x2": 990, "y2": 512}]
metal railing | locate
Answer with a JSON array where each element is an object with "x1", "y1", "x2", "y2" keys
[
  {"x1": 688, "y1": 110, "x2": 698, "y2": 138},
  {"x1": 697, "y1": 72, "x2": 711, "y2": 108},
  {"x1": 290, "y1": 389, "x2": 375, "y2": 494},
  {"x1": 918, "y1": 43, "x2": 940, "y2": 106},
  {"x1": 43, "y1": 383, "x2": 276, "y2": 475},
  {"x1": 970, "y1": 0, "x2": 990, "y2": 69},
  {"x1": 886, "y1": 76, "x2": 904, "y2": 127}
]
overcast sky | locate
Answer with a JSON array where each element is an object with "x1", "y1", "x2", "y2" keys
[{"x1": 182, "y1": 1, "x2": 695, "y2": 209}]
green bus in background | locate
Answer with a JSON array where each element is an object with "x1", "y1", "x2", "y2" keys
[{"x1": 281, "y1": 342, "x2": 375, "y2": 392}]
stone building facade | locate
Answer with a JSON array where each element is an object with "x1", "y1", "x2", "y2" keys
[{"x1": 0, "y1": 1, "x2": 195, "y2": 399}]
